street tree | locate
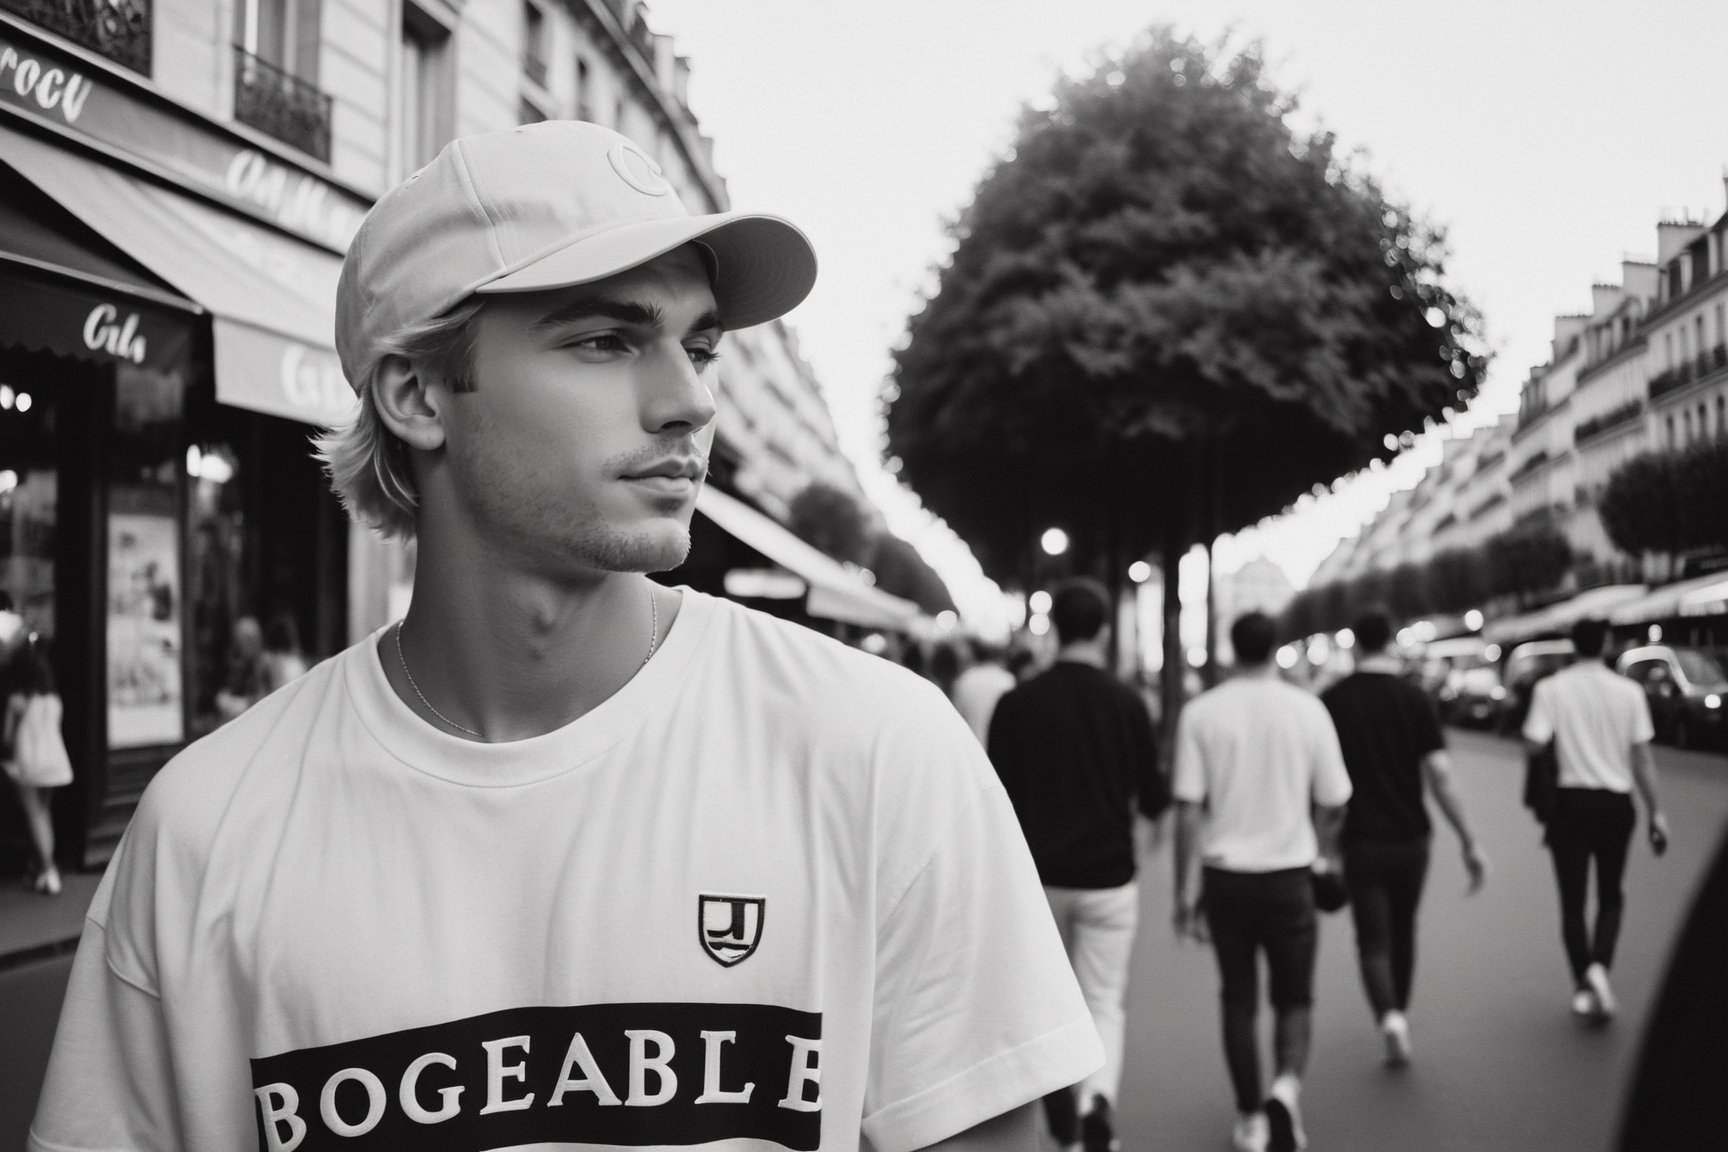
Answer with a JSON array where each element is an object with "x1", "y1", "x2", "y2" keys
[
  {"x1": 869, "y1": 533, "x2": 959, "y2": 616},
  {"x1": 888, "y1": 27, "x2": 1485, "y2": 714},
  {"x1": 1485, "y1": 521, "x2": 1572, "y2": 604},
  {"x1": 787, "y1": 481, "x2": 874, "y2": 567}
]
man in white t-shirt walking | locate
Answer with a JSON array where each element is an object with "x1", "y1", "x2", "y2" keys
[
  {"x1": 1523, "y1": 617, "x2": 1670, "y2": 1024},
  {"x1": 30, "y1": 122, "x2": 1100, "y2": 1152},
  {"x1": 1173, "y1": 612, "x2": 1352, "y2": 1152},
  {"x1": 951, "y1": 641, "x2": 1018, "y2": 745}
]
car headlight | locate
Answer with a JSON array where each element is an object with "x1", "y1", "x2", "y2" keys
[
  {"x1": 1707, "y1": 693, "x2": 1722, "y2": 709},
  {"x1": 1490, "y1": 686, "x2": 1506, "y2": 700}
]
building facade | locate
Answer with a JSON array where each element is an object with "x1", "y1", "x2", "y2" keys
[{"x1": 0, "y1": 0, "x2": 869, "y2": 865}]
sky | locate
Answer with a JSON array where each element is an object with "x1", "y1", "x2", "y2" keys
[{"x1": 647, "y1": 0, "x2": 1728, "y2": 628}]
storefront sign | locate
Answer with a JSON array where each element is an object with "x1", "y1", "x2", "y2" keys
[
  {"x1": 0, "y1": 27, "x2": 368, "y2": 252},
  {"x1": 82, "y1": 302, "x2": 147, "y2": 363},
  {"x1": 107, "y1": 509, "x2": 185, "y2": 749},
  {"x1": 0, "y1": 272, "x2": 194, "y2": 371},
  {"x1": 216, "y1": 318, "x2": 357, "y2": 427}
]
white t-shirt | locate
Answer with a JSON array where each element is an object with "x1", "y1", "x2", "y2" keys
[
  {"x1": 1171, "y1": 674, "x2": 1353, "y2": 873},
  {"x1": 951, "y1": 663, "x2": 1018, "y2": 745},
  {"x1": 30, "y1": 590, "x2": 1099, "y2": 1152},
  {"x1": 1523, "y1": 661, "x2": 1654, "y2": 793}
]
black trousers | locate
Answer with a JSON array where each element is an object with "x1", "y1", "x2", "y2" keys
[
  {"x1": 1343, "y1": 837, "x2": 1431, "y2": 1018},
  {"x1": 1548, "y1": 788, "x2": 1636, "y2": 984},
  {"x1": 1203, "y1": 867, "x2": 1317, "y2": 1114}
]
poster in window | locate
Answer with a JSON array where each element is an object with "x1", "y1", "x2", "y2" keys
[{"x1": 108, "y1": 512, "x2": 183, "y2": 748}]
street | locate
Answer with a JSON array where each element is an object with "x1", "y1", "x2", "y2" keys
[
  {"x1": 2, "y1": 731, "x2": 1723, "y2": 1152},
  {"x1": 1115, "y1": 729, "x2": 1728, "y2": 1152}
]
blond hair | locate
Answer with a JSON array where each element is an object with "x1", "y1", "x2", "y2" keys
[{"x1": 314, "y1": 298, "x2": 485, "y2": 539}]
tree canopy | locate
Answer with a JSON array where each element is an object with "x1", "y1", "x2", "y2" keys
[
  {"x1": 1600, "y1": 440, "x2": 1728, "y2": 559},
  {"x1": 886, "y1": 28, "x2": 1487, "y2": 588}
]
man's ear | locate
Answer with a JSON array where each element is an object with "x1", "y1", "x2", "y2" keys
[{"x1": 373, "y1": 354, "x2": 447, "y2": 452}]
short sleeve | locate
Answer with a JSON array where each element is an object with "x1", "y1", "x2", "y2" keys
[
  {"x1": 1414, "y1": 692, "x2": 1446, "y2": 756},
  {"x1": 1630, "y1": 687, "x2": 1656, "y2": 745},
  {"x1": 1523, "y1": 679, "x2": 1554, "y2": 744},
  {"x1": 29, "y1": 848, "x2": 183, "y2": 1152},
  {"x1": 863, "y1": 690, "x2": 1102, "y2": 1152},
  {"x1": 1172, "y1": 704, "x2": 1207, "y2": 804},
  {"x1": 1309, "y1": 704, "x2": 1353, "y2": 808}
]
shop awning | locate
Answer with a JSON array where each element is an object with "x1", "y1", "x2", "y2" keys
[
  {"x1": 1483, "y1": 584, "x2": 1647, "y2": 644},
  {"x1": 695, "y1": 485, "x2": 925, "y2": 631},
  {"x1": 0, "y1": 124, "x2": 355, "y2": 427},
  {"x1": 1611, "y1": 571, "x2": 1728, "y2": 626}
]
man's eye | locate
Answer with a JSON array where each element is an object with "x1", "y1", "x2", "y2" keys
[
  {"x1": 686, "y1": 347, "x2": 722, "y2": 370},
  {"x1": 569, "y1": 333, "x2": 627, "y2": 353}
]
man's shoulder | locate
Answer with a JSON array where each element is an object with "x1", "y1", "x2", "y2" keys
[
  {"x1": 128, "y1": 645, "x2": 352, "y2": 857},
  {"x1": 699, "y1": 593, "x2": 952, "y2": 719}
]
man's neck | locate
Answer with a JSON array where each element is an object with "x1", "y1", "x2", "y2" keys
[
  {"x1": 1055, "y1": 641, "x2": 1107, "y2": 668},
  {"x1": 1233, "y1": 661, "x2": 1279, "y2": 680},
  {"x1": 381, "y1": 525, "x2": 678, "y2": 742}
]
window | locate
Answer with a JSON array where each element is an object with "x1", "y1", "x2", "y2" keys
[
  {"x1": 1718, "y1": 394, "x2": 1725, "y2": 437},
  {"x1": 1717, "y1": 302, "x2": 1726, "y2": 348},
  {"x1": 1683, "y1": 410, "x2": 1693, "y2": 443},
  {"x1": 1665, "y1": 332, "x2": 1674, "y2": 369},
  {"x1": 399, "y1": 4, "x2": 455, "y2": 177},
  {"x1": 1667, "y1": 415, "x2": 1676, "y2": 447},
  {"x1": 1681, "y1": 324, "x2": 1691, "y2": 366},
  {"x1": 522, "y1": 1, "x2": 549, "y2": 88},
  {"x1": 238, "y1": 0, "x2": 321, "y2": 80}
]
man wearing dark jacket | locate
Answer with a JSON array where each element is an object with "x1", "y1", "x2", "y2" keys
[{"x1": 988, "y1": 578, "x2": 1167, "y2": 1152}]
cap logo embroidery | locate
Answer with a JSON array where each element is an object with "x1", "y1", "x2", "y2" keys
[
  {"x1": 609, "y1": 142, "x2": 672, "y2": 196},
  {"x1": 699, "y1": 895, "x2": 765, "y2": 967}
]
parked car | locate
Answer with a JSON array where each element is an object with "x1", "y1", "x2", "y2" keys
[
  {"x1": 1440, "y1": 664, "x2": 1507, "y2": 728},
  {"x1": 1497, "y1": 639, "x2": 1575, "y2": 734},
  {"x1": 1616, "y1": 645, "x2": 1728, "y2": 751}
]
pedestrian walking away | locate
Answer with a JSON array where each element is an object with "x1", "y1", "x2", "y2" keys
[
  {"x1": 987, "y1": 578, "x2": 1168, "y2": 1152},
  {"x1": 1522, "y1": 617, "x2": 1670, "y2": 1025},
  {"x1": 28, "y1": 121, "x2": 1103, "y2": 1152},
  {"x1": 1172, "y1": 612, "x2": 1353, "y2": 1152},
  {"x1": 1320, "y1": 608, "x2": 1488, "y2": 1068},
  {"x1": 951, "y1": 640, "x2": 1017, "y2": 746}
]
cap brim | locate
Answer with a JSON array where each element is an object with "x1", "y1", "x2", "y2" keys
[{"x1": 476, "y1": 212, "x2": 817, "y2": 330}]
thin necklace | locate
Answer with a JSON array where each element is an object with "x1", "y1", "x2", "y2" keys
[{"x1": 395, "y1": 585, "x2": 659, "y2": 740}]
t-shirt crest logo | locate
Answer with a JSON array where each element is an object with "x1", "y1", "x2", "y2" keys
[
  {"x1": 699, "y1": 894, "x2": 765, "y2": 967},
  {"x1": 609, "y1": 142, "x2": 672, "y2": 196}
]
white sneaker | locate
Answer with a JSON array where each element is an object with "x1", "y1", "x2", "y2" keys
[
  {"x1": 1231, "y1": 1111, "x2": 1269, "y2": 1152},
  {"x1": 1381, "y1": 1010, "x2": 1411, "y2": 1067},
  {"x1": 1265, "y1": 1077, "x2": 1307, "y2": 1151},
  {"x1": 1584, "y1": 963, "x2": 1616, "y2": 1021}
]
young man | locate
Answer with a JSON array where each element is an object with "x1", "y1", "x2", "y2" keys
[
  {"x1": 1523, "y1": 617, "x2": 1670, "y2": 1023},
  {"x1": 1172, "y1": 613, "x2": 1351, "y2": 1152},
  {"x1": 986, "y1": 579, "x2": 1167, "y2": 1152},
  {"x1": 1321, "y1": 609, "x2": 1488, "y2": 1066},
  {"x1": 29, "y1": 122, "x2": 1100, "y2": 1152}
]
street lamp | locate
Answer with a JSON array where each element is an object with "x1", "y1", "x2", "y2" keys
[
  {"x1": 1028, "y1": 590, "x2": 1053, "y2": 615},
  {"x1": 1040, "y1": 527, "x2": 1069, "y2": 556},
  {"x1": 1128, "y1": 560, "x2": 1152, "y2": 583},
  {"x1": 1463, "y1": 609, "x2": 1484, "y2": 632}
]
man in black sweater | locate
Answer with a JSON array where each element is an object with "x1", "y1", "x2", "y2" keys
[
  {"x1": 988, "y1": 578, "x2": 1168, "y2": 1152},
  {"x1": 1321, "y1": 608, "x2": 1488, "y2": 1067}
]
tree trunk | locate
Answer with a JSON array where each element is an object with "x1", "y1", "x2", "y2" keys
[{"x1": 1159, "y1": 525, "x2": 1185, "y2": 763}]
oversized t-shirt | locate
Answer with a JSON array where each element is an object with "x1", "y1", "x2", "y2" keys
[
  {"x1": 1321, "y1": 665, "x2": 1445, "y2": 844},
  {"x1": 1172, "y1": 674, "x2": 1352, "y2": 873},
  {"x1": 29, "y1": 590, "x2": 1100, "y2": 1152},
  {"x1": 1523, "y1": 660, "x2": 1655, "y2": 792}
]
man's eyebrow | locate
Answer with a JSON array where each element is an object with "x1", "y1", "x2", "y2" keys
[
  {"x1": 524, "y1": 298, "x2": 725, "y2": 338},
  {"x1": 525, "y1": 296, "x2": 663, "y2": 334}
]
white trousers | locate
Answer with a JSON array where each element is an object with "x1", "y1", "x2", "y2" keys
[{"x1": 1044, "y1": 882, "x2": 1139, "y2": 1105}]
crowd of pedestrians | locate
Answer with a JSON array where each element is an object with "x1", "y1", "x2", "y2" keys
[{"x1": 908, "y1": 594, "x2": 1670, "y2": 1152}]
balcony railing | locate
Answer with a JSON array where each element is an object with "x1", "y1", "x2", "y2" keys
[
  {"x1": 1574, "y1": 398, "x2": 1644, "y2": 445},
  {"x1": 233, "y1": 45, "x2": 332, "y2": 162},
  {"x1": 3, "y1": 0, "x2": 151, "y2": 74}
]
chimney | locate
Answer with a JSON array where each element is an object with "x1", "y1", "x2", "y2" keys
[
  {"x1": 1552, "y1": 314, "x2": 1588, "y2": 359},
  {"x1": 1590, "y1": 283, "x2": 1622, "y2": 319},
  {"x1": 1657, "y1": 220, "x2": 1705, "y2": 266},
  {"x1": 1622, "y1": 259, "x2": 1659, "y2": 302}
]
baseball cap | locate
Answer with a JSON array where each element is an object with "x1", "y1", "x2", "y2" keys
[{"x1": 335, "y1": 120, "x2": 818, "y2": 388}]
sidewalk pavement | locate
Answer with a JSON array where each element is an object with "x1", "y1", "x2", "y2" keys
[{"x1": 0, "y1": 868, "x2": 100, "y2": 971}]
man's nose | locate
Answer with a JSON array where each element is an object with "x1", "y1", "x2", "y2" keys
[{"x1": 641, "y1": 345, "x2": 718, "y2": 436}]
